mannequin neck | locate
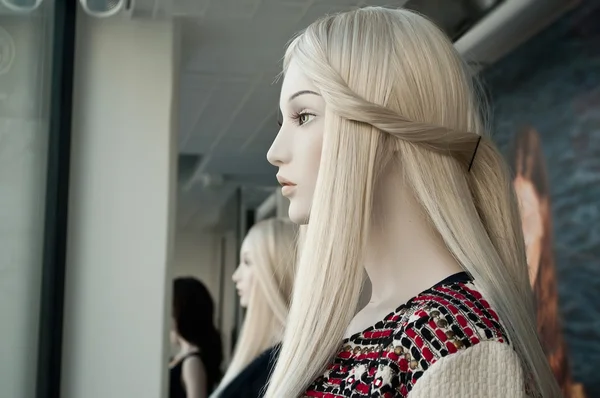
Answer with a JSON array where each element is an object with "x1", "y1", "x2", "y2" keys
[{"x1": 364, "y1": 159, "x2": 463, "y2": 308}]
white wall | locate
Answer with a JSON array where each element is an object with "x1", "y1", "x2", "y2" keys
[
  {"x1": 172, "y1": 230, "x2": 221, "y2": 301},
  {"x1": 0, "y1": 14, "x2": 51, "y2": 398},
  {"x1": 61, "y1": 14, "x2": 178, "y2": 398}
]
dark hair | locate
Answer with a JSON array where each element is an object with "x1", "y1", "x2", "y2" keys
[
  {"x1": 172, "y1": 277, "x2": 223, "y2": 390},
  {"x1": 512, "y1": 127, "x2": 550, "y2": 197}
]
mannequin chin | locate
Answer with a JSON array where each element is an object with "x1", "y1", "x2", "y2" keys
[{"x1": 287, "y1": 198, "x2": 310, "y2": 225}]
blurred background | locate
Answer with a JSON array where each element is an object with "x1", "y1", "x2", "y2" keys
[{"x1": 0, "y1": 0, "x2": 598, "y2": 397}]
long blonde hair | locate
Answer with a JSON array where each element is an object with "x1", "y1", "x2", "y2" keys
[
  {"x1": 265, "y1": 7, "x2": 560, "y2": 398},
  {"x1": 211, "y1": 217, "x2": 297, "y2": 397}
]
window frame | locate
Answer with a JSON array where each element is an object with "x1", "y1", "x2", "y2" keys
[{"x1": 34, "y1": 0, "x2": 77, "y2": 397}]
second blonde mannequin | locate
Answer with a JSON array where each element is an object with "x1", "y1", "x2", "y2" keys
[{"x1": 210, "y1": 217, "x2": 297, "y2": 398}]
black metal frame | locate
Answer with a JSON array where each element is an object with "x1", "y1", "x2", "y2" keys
[
  {"x1": 35, "y1": 0, "x2": 77, "y2": 397},
  {"x1": 218, "y1": 235, "x2": 227, "y2": 331},
  {"x1": 230, "y1": 188, "x2": 243, "y2": 354}
]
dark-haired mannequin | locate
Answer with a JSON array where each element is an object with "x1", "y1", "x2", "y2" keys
[
  {"x1": 169, "y1": 327, "x2": 207, "y2": 398},
  {"x1": 169, "y1": 277, "x2": 222, "y2": 398}
]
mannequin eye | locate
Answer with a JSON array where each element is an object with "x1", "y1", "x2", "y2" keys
[
  {"x1": 299, "y1": 113, "x2": 312, "y2": 125},
  {"x1": 292, "y1": 111, "x2": 316, "y2": 126}
]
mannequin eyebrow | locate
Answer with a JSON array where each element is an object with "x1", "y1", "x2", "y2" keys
[{"x1": 289, "y1": 90, "x2": 320, "y2": 102}]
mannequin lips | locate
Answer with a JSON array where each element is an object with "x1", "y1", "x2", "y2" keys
[
  {"x1": 281, "y1": 185, "x2": 296, "y2": 196},
  {"x1": 277, "y1": 175, "x2": 297, "y2": 196}
]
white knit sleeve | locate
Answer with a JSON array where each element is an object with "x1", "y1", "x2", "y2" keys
[{"x1": 407, "y1": 341, "x2": 527, "y2": 398}]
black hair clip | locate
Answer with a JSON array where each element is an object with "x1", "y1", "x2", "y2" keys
[{"x1": 468, "y1": 136, "x2": 482, "y2": 172}]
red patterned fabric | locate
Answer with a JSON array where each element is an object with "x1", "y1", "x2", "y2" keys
[{"x1": 303, "y1": 275, "x2": 516, "y2": 398}]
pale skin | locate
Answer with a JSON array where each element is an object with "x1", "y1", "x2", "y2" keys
[
  {"x1": 513, "y1": 175, "x2": 543, "y2": 286},
  {"x1": 169, "y1": 329, "x2": 207, "y2": 398},
  {"x1": 232, "y1": 238, "x2": 255, "y2": 308},
  {"x1": 267, "y1": 61, "x2": 464, "y2": 337}
]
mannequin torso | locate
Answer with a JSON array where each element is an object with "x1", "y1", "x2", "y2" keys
[{"x1": 304, "y1": 273, "x2": 532, "y2": 398}]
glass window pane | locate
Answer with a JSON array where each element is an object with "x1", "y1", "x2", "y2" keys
[{"x1": 0, "y1": 2, "x2": 57, "y2": 397}]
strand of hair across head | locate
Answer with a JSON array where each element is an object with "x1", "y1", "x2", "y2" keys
[
  {"x1": 210, "y1": 218, "x2": 297, "y2": 397},
  {"x1": 264, "y1": 7, "x2": 560, "y2": 398}
]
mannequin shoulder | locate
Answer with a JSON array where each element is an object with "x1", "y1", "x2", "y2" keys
[
  {"x1": 398, "y1": 280, "x2": 511, "y2": 351},
  {"x1": 389, "y1": 281, "x2": 523, "y2": 396},
  {"x1": 407, "y1": 341, "x2": 527, "y2": 398}
]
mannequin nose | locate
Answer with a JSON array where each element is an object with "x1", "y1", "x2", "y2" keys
[
  {"x1": 232, "y1": 266, "x2": 240, "y2": 282},
  {"x1": 267, "y1": 130, "x2": 289, "y2": 166},
  {"x1": 267, "y1": 144, "x2": 282, "y2": 166}
]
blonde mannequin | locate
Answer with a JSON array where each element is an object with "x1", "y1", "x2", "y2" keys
[
  {"x1": 210, "y1": 217, "x2": 297, "y2": 398},
  {"x1": 265, "y1": 7, "x2": 560, "y2": 398}
]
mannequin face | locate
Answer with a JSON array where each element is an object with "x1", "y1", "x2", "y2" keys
[
  {"x1": 232, "y1": 237, "x2": 255, "y2": 308},
  {"x1": 514, "y1": 174, "x2": 544, "y2": 287},
  {"x1": 267, "y1": 60, "x2": 325, "y2": 224}
]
